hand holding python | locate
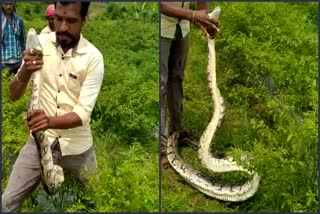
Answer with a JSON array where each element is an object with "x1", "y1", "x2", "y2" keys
[
  {"x1": 27, "y1": 109, "x2": 51, "y2": 133},
  {"x1": 16, "y1": 29, "x2": 44, "y2": 84},
  {"x1": 193, "y1": 9, "x2": 219, "y2": 39},
  {"x1": 21, "y1": 49, "x2": 43, "y2": 73}
]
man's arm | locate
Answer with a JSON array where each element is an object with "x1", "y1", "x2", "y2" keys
[
  {"x1": 197, "y1": 2, "x2": 210, "y2": 11},
  {"x1": 49, "y1": 112, "x2": 82, "y2": 129},
  {"x1": 10, "y1": 49, "x2": 43, "y2": 101},
  {"x1": 9, "y1": 72, "x2": 28, "y2": 101},
  {"x1": 160, "y1": 2, "x2": 213, "y2": 23},
  {"x1": 160, "y1": 2, "x2": 218, "y2": 38},
  {"x1": 28, "y1": 110, "x2": 82, "y2": 133},
  {"x1": 160, "y1": 2, "x2": 193, "y2": 21},
  {"x1": 71, "y1": 51, "x2": 104, "y2": 126}
]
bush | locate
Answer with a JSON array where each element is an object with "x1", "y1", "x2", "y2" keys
[{"x1": 162, "y1": 2, "x2": 317, "y2": 212}]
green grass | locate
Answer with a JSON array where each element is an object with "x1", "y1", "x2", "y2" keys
[
  {"x1": 162, "y1": 2, "x2": 318, "y2": 212},
  {"x1": 2, "y1": 2, "x2": 159, "y2": 212}
]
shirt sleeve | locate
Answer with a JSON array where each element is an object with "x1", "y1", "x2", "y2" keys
[
  {"x1": 72, "y1": 51, "x2": 104, "y2": 125},
  {"x1": 20, "y1": 19, "x2": 26, "y2": 51}
]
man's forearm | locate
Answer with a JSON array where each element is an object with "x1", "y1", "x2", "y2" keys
[
  {"x1": 49, "y1": 112, "x2": 82, "y2": 130},
  {"x1": 160, "y1": 2, "x2": 193, "y2": 22},
  {"x1": 9, "y1": 67, "x2": 32, "y2": 101},
  {"x1": 197, "y1": 2, "x2": 210, "y2": 11}
]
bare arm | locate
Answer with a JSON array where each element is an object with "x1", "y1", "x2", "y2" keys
[
  {"x1": 10, "y1": 49, "x2": 43, "y2": 101},
  {"x1": 9, "y1": 70, "x2": 30, "y2": 101},
  {"x1": 28, "y1": 110, "x2": 82, "y2": 132},
  {"x1": 197, "y1": 2, "x2": 210, "y2": 11},
  {"x1": 49, "y1": 112, "x2": 82, "y2": 129},
  {"x1": 160, "y1": 2, "x2": 193, "y2": 22},
  {"x1": 160, "y1": 2, "x2": 218, "y2": 38}
]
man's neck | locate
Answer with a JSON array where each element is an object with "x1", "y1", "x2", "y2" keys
[
  {"x1": 60, "y1": 36, "x2": 81, "y2": 54},
  {"x1": 5, "y1": 13, "x2": 12, "y2": 21},
  {"x1": 62, "y1": 46, "x2": 71, "y2": 54}
]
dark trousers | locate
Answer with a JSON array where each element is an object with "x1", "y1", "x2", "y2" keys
[
  {"x1": 2, "y1": 61, "x2": 22, "y2": 75},
  {"x1": 160, "y1": 25, "x2": 190, "y2": 148}
]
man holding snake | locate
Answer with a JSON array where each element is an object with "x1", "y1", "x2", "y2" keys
[
  {"x1": 160, "y1": 2, "x2": 219, "y2": 167},
  {"x1": 2, "y1": 2, "x2": 104, "y2": 211}
]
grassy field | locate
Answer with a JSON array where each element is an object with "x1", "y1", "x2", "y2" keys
[
  {"x1": 161, "y1": 2, "x2": 318, "y2": 212},
  {"x1": 2, "y1": 2, "x2": 159, "y2": 212}
]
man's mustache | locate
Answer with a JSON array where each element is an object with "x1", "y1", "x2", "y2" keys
[{"x1": 56, "y1": 32, "x2": 74, "y2": 39}]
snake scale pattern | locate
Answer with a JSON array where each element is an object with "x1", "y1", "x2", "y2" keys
[
  {"x1": 26, "y1": 29, "x2": 64, "y2": 194},
  {"x1": 167, "y1": 8, "x2": 261, "y2": 202}
]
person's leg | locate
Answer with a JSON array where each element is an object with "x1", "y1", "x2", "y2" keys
[
  {"x1": 2, "y1": 138, "x2": 42, "y2": 212},
  {"x1": 59, "y1": 147, "x2": 97, "y2": 210},
  {"x1": 167, "y1": 25, "x2": 190, "y2": 134},
  {"x1": 160, "y1": 37, "x2": 173, "y2": 163},
  {"x1": 60, "y1": 147, "x2": 97, "y2": 186}
]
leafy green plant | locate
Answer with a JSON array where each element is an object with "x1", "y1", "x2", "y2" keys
[{"x1": 162, "y1": 2, "x2": 317, "y2": 212}]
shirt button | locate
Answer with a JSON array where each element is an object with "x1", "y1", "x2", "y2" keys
[{"x1": 57, "y1": 106, "x2": 60, "y2": 109}]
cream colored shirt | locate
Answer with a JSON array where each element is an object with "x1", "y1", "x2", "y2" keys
[
  {"x1": 21, "y1": 32, "x2": 104, "y2": 156},
  {"x1": 161, "y1": 2, "x2": 191, "y2": 39},
  {"x1": 40, "y1": 25, "x2": 53, "y2": 34}
]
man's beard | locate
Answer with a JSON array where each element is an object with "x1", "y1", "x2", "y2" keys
[
  {"x1": 3, "y1": 9, "x2": 13, "y2": 16},
  {"x1": 56, "y1": 32, "x2": 79, "y2": 48}
]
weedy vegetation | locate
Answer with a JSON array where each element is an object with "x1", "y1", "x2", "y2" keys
[{"x1": 161, "y1": 2, "x2": 318, "y2": 212}]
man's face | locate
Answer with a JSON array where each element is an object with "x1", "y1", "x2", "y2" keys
[
  {"x1": 2, "y1": 3, "x2": 14, "y2": 16},
  {"x1": 54, "y1": 2, "x2": 85, "y2": 48},
  {"x1": 47, "y1": 16, "x2": 55, "y2": 31}
]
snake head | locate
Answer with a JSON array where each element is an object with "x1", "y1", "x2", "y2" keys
[
  {"x1": 207, "y1": 7, "x2": 221, "y2": 40},
  {"x1": 208, "y1": 6, "x2": 221, "y2": 22},
  {"x1": 26, "y1": 28, "x2": 43, "y2": 56}
]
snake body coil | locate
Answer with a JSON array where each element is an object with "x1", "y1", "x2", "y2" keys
[
  {"x1": 26, "y1": 29, "x2": 64, "y2": 194},
  {"x1": 167, "y1": 8, "x2": 260, "y2": 202}
]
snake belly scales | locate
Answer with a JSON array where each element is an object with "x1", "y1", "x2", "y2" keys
[
  {"x1": 167, "y1": 9, "x2": 261, "y2": 202},
  {"x1": 26, "y1": 28, "x2": 64, "y2": 194}
]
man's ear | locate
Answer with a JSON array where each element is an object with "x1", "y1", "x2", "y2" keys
[
  {"x1": 83, "y1": 16, "x2": 88, "y2": 23},
  {"x1": 81, "y1": 16, "x2": 87, "y2": 27}
]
